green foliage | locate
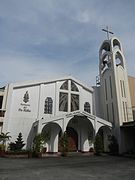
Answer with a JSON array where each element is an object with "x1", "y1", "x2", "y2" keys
[
  {"x1": 94, "y1": 134, "x2": 104, "y2": 155},
  {"x1": 59, "y1": 132, "x2": 68, "y2": 153},
  {"x1": 33, "y1": 132, "x2": 50, "y2": 153},
  {"x1": 9, "y1": 142, "x2": 16, "y2": 151},
  {"x1": 15, "y1": 132, "x2": 25, "y2": 150},
  {"x1": 0, "y1": 132, "x2": 11, "y2": 151},
  {"x1": 108, "y1": 135, "x2": 119, "y2": 155},
  {"x1": 0, "y1": 144, "x2": 5, "y2": 151},
  {"x1": 9, "y1": 132, "x2": 25, "y2": 151}
]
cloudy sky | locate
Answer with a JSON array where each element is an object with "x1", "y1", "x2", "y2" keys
[{"x1": 0, "y1": 0, "x2": 135, "y2": 87}]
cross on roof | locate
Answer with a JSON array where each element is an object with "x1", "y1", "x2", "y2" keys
[{"x1": 102, "y1": 26, "x2": 114, "y2": 40}]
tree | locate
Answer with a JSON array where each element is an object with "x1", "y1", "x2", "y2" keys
[
  {"x1": 33, "y1": 132, "x2": 50, "y2": 155},
  {"x1": 15, "y1": 132, "x2": 25, "y2": 150},
  {"x1": 59, "y1": 132, "x2": 68, "y2": 156},
  {"x1": 33, "y1": 134, "x2": 44, "y2": 153},
  {"x1": 9, "y1": 132, "x2": 25, "y2": 151},
  {"x1": 0, "y1": 132, "x2": 11, "y2": 151},
  {"x1": 94, "y1": 134, "x2": 104, "y2": 155}
]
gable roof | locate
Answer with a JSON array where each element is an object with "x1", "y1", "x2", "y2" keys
[{"x1": 11, "y1": 76, "x2": 93, "y2": 93}]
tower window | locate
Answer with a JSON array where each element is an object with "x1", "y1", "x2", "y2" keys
[
  {"x1": 120, "y1": 80, "x2": 126, "y2": 98},
  {"x1": 84, "y1": 102, "x2": 91, "y2": 113},
  {"x1": 100, "y1": 42, "x2": 110, "y2": 56},
  {"x1": 115, "y1": 58, "x2": 121, "y2": 66},
  {"x1": 120, "y1": 80, "x2": 123, "y2": 97},
  {"x1": 113, "y1": 39, "x2": 121, "y2": 51},
  {"x1": 123, "y1": 81, "x2": 126, "y2": 98},
  {"x1": 115, "y1": 51, "x2": 124, "y2": 67},
  {"x1": 44, "y1": 97, "x2": 53, "y2": 114},
  {"x1": 101, "y1": 54, "x2": 111, "y2": 74}
]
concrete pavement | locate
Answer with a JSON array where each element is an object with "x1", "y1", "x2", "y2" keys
[{"x1": 1, "y1": 155, "x2": 135, "y2": 180}]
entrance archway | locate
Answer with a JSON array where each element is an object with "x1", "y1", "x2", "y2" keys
[
  {"x1": 66, "y1": 116, "x2": 94, "y2": 152},
  {"x1": 42, "y1": 122, "x2": 62, "y2": 153}
]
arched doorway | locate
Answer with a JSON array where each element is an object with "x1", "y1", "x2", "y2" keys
[
  {"x1": 42, "y1": 122, "x2": 62, "y2": 153},
  {"x1": 66, "y1": 127, "x2": 78, "y2": 152},
  {"x1": 66, "y1": 116, "x2": 94, "y2": 152}
]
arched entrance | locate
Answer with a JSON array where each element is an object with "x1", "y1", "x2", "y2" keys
[
  {"x1": 66, "y1": 116, "x2": 94, "y2": 152},
  {"x1": 42, "y1": 122, "x2": 62, "y2": 153}
]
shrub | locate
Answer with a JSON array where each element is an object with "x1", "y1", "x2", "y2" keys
[
  {"x1": 9, "y1": 142, "x2": 16, "y2": 151},
  {"x1": 59, "y1": 132, "x2": 68, "y2": 154},
  {"x1": 33, "y1": 132, "x2": 50, "y2": 154},
  {"x1": 9, "y1": 132, "x2": 25, "y2": 151},
  {"x1": 108, "y1": 135, "x2": 119, "y2": 155},
  {"x1": 94, "y1": 134, "x2": 104, "y2": 155},
  {"x1": 15, "y1": 132, "x2": 25, "y2": 150}
]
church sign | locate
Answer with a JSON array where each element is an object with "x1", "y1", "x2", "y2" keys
[{"x1": 18, "y1": 91, "x2": 31, "y2": 112}]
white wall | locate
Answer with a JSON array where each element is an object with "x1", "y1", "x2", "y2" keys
[
  {"x1": 4, "y1": 85, "x2": 40, "y2": 144},
  {"x1": 3, "y1": 78, "x2": 93, "y2": 148},
  {"x1": 80, "y1": 86, "x2": 93, "y2": 114}
]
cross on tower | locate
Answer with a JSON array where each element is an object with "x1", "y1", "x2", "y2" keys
[{"x1": 102, "y1": 26, "x2": 114, "y2": 40}]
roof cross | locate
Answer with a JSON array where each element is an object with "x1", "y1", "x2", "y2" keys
[{"x1": 102, "y1": 26, "x2": 114, "y2": 40}]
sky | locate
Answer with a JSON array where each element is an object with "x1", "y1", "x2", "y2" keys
[{"x1": 0, "y1": 0, "x2": 135, "y2": 87}]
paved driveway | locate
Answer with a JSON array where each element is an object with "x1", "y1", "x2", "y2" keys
[{"x1": 1, "y1": 155, "x2": 135, "y2": 180}]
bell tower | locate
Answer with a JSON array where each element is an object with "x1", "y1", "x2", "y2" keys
[{"x1": 99, "y1": 28, "x2": 133, "y2": 129}]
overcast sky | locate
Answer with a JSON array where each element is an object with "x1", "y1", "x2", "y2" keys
[{"x1": 0, "y1": 0, "x2": 135, "y2": 87}]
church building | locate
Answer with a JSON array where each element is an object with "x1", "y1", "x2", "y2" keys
[
  {"x1": 0, "y1": 77, "x2": 111, "y2": 153},
  {"x1": 0, "y1": 34, "x2": 135, "y2": 154}
]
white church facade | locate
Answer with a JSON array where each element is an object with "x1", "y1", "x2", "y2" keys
[
  {"x1": 0, "y1": 36, "x2": 135, "y2": 154},
  {"x1": 1, "y1": 77, "x2": 111, "y2": 153}
]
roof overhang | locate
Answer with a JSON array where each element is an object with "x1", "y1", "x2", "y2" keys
[
  {"x1": 11, "y1": 76, "x2": 93, "y2": 93},
  {"x1": 41, "y1": 110, "x2": 112, "y2": 128}
]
